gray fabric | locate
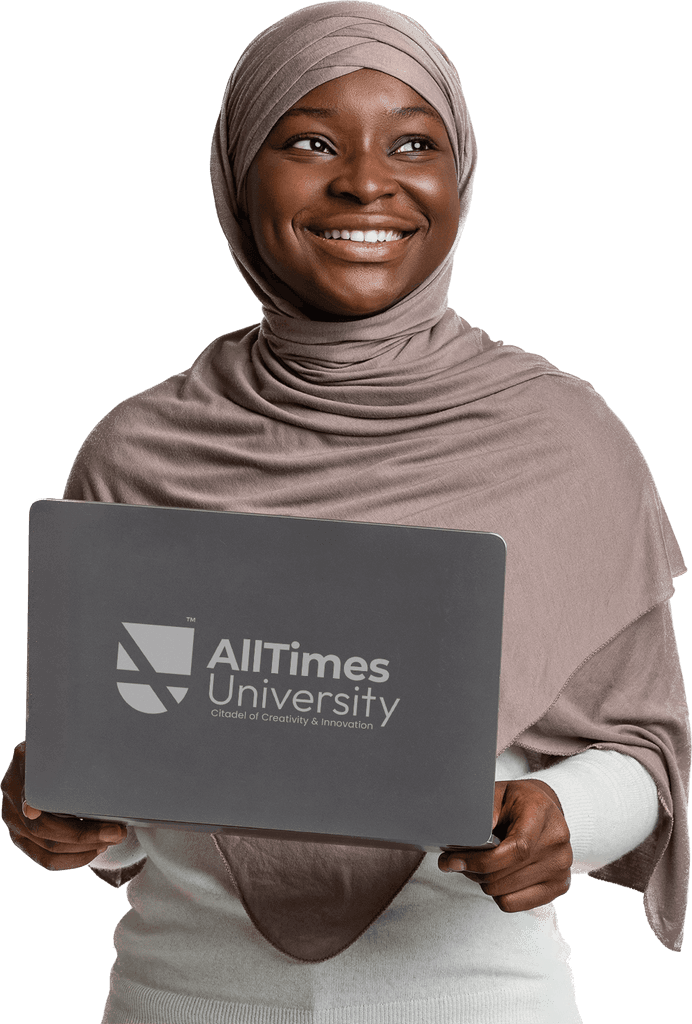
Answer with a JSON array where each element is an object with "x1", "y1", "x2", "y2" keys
[{"x1": 516, "y1": 600, "x2": 690, "y2": 948}]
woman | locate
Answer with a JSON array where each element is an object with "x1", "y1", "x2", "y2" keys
[{"x1": 2, "y1": 3, "x2": 689, "y2": 1022}]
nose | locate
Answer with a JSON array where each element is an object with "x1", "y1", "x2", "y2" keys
[{"x1": 328, "y1": 148, "x2": 398, "y2": 204}]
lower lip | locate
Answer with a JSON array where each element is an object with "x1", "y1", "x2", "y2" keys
[{"x1": 304, "y1": 230, "x2": 415, "y2": 261}]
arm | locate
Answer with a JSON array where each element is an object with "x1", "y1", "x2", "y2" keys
[
  {"x1": 438, "y1": 747, "x2": 659, "y2": 911},
  {"x1": 521, "y1": 747, "x2": 659, "y2": 873}
]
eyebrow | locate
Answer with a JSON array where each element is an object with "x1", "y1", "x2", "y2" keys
[
  {"x1": 392, "y1": 105, "x2": 445, "y2": 126},
  {"x1": 279, "y1": 107, "x2": 336, "y2": 119},
  {"x1": 278, "y1": 104, "x2": 445, "y2": 126}
]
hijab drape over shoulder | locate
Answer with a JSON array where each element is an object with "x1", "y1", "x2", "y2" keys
[{"x1": 68, "y1": 2, "x2": 689, "y2": 956}]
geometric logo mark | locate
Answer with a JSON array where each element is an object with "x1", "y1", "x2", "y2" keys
[
  {"x1": 166, "y1": 686, "x2": 188, "y2": 703},
  {"x1": 116, "y1": 623, "x2": 194, "y2": 714},
  {"x1": 117, "y1": 643, "x2": 139, "y2": 671},
  {"x1": 122, "y1": 623, "x2": 194, "y2": 675},
  {"x1": 116, "y1": 681, "x2": 168, "y2": 714}
]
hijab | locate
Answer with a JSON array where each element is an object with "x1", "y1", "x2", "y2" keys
[{"x1": 67, "y1": 2, "x2": 689, "y2": 956}]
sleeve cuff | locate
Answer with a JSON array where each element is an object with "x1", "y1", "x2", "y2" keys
[
  {"x1": 89, "y1": 827, "x2": 147, "y2": 887},
  {"x1": 90, "y1": 857, "x2": 147, "y2": 888},
  {"x1": 519, "y1": 748, "x2": 660, "y2": 873}
]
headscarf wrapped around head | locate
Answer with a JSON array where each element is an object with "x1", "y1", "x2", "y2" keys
[{"x1": 211, "y1": 1, "x2": 476, "y2": 326}]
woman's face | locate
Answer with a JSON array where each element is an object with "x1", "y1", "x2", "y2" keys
[{"x1": 245, "y1": 68, "x2": 460, "y2": 320}]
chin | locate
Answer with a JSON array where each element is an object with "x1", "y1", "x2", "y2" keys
[
  {"x1": 301, "y1": 275, "x2": 412, "y2": 320},
  {"x1": 303, "y1": 294, "x2": 405, "y2": 320}
]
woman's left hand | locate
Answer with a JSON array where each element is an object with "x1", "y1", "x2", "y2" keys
[{"x1": 438, "y1": 779, "x2": 573, "y2": 912}]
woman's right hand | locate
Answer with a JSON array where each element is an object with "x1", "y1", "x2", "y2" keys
[{"x1": 2, "y1": 741, "x2": 127, "y2": 870}]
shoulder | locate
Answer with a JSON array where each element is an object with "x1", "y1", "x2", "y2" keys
[
  {"x1": 64, "y1": 328, "x2": 258, "y2": 504},
  {"x1": 505, "y1": 365, "x2": 684, "y2": 576},
  {"x1": 64, "y1": 370, "x2": 189, "y2": 503},
  {"x1": 498, "y1": 355, "x2": 653, "y2": 485}
]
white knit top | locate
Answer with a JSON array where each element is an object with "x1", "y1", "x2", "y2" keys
[{"x1": 94, "y1": 747, "x2": 659, "y2": 1024}]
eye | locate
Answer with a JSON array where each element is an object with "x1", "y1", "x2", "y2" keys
[
  {"x1": 393, "y1": 138, "x2": 435, "y2": 154},
  {"x1": 288, "y1": 136, "x2": 335, "y2": 154}
]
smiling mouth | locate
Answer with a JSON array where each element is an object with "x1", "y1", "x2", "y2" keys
[{"x1": 308, "y1": 228, "x2": 414, "y2": 243}]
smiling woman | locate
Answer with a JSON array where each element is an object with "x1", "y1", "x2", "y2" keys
[
  {"x1": 245, "y1": 69, "x2": 460, "y2": 318},
  {"x1": 1, "y1": 3, "x2": 689, "y2": 1024}
]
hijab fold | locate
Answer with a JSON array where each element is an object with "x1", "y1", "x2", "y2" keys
[{"x1": 72, "y1": 2, "x2": 688, "y2": 958}]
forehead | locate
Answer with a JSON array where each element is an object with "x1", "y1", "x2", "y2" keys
[{"x1": 276, "y1": 68, "x2": 447, "y2": 131}]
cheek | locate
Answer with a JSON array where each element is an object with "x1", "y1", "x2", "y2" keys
[
  {"x1": 248, "y1": 167, "x2": 324, "y2": 273},
  {"x1": 407, "y1": 166, "x2": 460, "y2": 234},
  {"x1": 413, "y1": 185, "x2": 460, "y2": 267},
  {"x1": 424, "y1": 172, "x2": 461, "y2": 224},
  {"x1": 252, "y1": 164, "x2": 320, "y2": 229}
]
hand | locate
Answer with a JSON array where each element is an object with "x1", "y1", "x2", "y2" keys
[
  {"x1": 438, "y1": 779, "x2": 573, "y2": 912},
  {"x1": 2, "y1": 741, "x2": 127, "y2": 870}
]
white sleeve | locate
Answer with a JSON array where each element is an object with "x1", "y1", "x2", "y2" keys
[
  {"x1": 89, "y1": 826, "x2": 147, "y2": 886},
  {"x1": 519, "y1": 748, "x2": 660, "y2": 873}
]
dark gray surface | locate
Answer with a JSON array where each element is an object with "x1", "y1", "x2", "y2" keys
[{"x1": 25, "y1": 500, "x2": 505, "y2": 850}]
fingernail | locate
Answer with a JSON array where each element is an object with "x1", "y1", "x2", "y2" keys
[
  {"x1": 448, "y1": 858, "x2": 466, "y2": 872},
  {"x1": 99, "y1": 827, "x2": 123, "y2": 842}
]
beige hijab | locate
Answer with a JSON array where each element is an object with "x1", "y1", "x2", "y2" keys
[{"x1": 69, "y1": 2, "x2": 689, "y2": 957}]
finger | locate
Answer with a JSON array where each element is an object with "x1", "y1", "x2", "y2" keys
[
  {"x1": 28, "y1": 816, "x2": 126, "y2": 846},
  {"x1": 438, "y1": 846, "x2": 520, "y2": 876},
  {"x1": 10, "y1": 833, "x2": 110, "y2": 871},
  {"x1": 446, "y1": 832, "x2": 536, "y2": 876},
  {"x1": 474, "y1": 851, "x2": 573, "y2": 896},
  {"x1": 461, "y1": 851, "x2": 572, "y2": 887},
  {"x1": 454, "y1": 838, "x2": 538, "y2": 878},
  {"x1": 458, "y1": 818, "x2": 572, "y2": 880},
  {"x1": 438, "y1": 844, "x2": 507, "y2": 874},
  {"x1": 442, "y1": 825, "x2": 564, "y2": 877},
  {"x1": 22, "y1": 800, "x2": 42, "y2": 820},
  {"x1": 8, "y1": 822, "x2": 115, "y2": 855},
  {"x1": 439, "y1": 782, "x2": 516, "y2": 874},
  {"x1": 486, "y1": 875, "x2": 571, "y2": 914},
  {"x1": 6, "y1": 816, "x2": 120, "y2": 855},
  {"x1": 462, "y1": 783, "x2": 566, "y2": 875},
  {"x1": 492, "y1": 780, "x2": 508, "y2": 830},
  {"x1": 19, "y1": 802, "x2": 126, "y2": 843},
  {"x1": 4, "y1": 797, "x2": 126, "y2": 848}
]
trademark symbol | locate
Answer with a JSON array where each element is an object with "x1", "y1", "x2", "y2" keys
[{"x1": 187, "y1": 616, "x2": 196, "y2": 623}]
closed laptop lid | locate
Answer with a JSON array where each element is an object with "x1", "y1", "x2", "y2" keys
[{"x1": 25, "y1": 499, "x2": 505, "y2": 851}]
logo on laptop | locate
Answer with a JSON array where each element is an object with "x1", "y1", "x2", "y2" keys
[{"x1": 116, "y1": 622, "x2": 195, "y2": 714}]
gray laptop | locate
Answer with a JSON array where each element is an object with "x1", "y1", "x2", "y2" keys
[{"x1": 25, "y1": 500, "x2": 505, "y2": 852}]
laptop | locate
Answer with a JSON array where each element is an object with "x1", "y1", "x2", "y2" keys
[{"x1": 24, "y1": 499, "x2": 505, "y2": 852}]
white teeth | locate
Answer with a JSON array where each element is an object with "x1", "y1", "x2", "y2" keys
[{"x1": 314, "y1": 229, "x2": 406, "y2": 242}]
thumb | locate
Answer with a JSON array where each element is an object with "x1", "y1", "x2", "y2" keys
[{"x1": 492, "y1": 781, "x2": 509, "y2": 831}]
